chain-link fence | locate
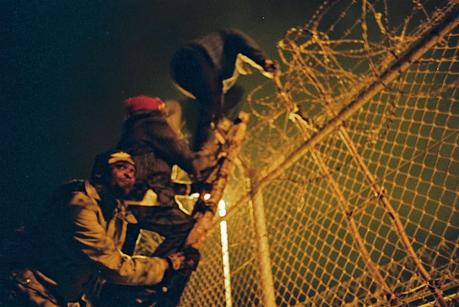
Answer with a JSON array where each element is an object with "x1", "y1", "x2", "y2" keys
[{"x1": 178, "y1": 0, "x2": 459, "y2": 305}]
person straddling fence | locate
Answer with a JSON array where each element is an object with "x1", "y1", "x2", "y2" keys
[{"x1": 170, "y1": 28, "x2": 278, "y2": 151}]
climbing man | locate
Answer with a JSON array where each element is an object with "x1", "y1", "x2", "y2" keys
[{"x1": 170, "y1": 28, "x2": 278, "y2": 151}]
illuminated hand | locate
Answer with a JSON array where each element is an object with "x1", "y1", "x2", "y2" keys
[
  {"x1": 166, "y1": 252, "x2": 185, "y2": 271},
  {"x1": 263, "y1": 59, "x2": 279, "y2": 73}
]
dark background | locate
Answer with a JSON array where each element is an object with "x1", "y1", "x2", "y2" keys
[{"x1": 1, "y1": 1, "x2": 321, "y2": 230}]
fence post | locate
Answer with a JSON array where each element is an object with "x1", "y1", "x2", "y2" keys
[{"x1": 250, "y1": 184, "x2": 277, "y2": 307}]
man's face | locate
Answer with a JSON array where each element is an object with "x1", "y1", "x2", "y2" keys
[{"x1": 109, "y1": 162, "x2": 136, "y2": 196}]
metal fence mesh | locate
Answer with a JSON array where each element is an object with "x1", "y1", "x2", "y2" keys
[{"x1": 178, "y1": 0, "x2": 459, "y2": 305}]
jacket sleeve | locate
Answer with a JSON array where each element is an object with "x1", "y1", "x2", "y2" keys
[
  {"x1": 68, "y1": 192, "x2": 168, "y2": 285},
  {"x1": 223, "y1": 28, "x2": 268, "y2": 67},
  {"x1": 144, "y1": 115, "x2": 200, "y2": 177}
]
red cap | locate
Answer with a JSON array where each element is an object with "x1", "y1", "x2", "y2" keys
[{"x1": 123, "y1": 96, "x2": 165, "y2": 114}]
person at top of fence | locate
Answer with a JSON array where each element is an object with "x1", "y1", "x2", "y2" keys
[
  {"x1": 170, "y1": 28, "x2": 278, "y2": 151},
  {"x1": 0, "y1": 150, "x2": 187, "y2": 307}
]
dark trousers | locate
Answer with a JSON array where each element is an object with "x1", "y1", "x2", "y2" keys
[
  {"x1": 97, "y1": 205, "x2": 198, "y2": 307},
  {"x1": 123, "y1": 205, "x2": 195, "y2": 257},
  {"x1": 171, "y1": 47, "x2": 224, "y2": 150}
]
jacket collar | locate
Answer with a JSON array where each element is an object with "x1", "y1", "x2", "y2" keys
[{"x1": 85, "y1": 181, "x2": 101, "y2": 201}]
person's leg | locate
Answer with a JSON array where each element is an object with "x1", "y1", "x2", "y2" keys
[
  {"x1": 2, "y1": 269, "x2": 61, "y2": 307},
  {"x1": 135, "y1": 206, "x2": 195, "y2": 257},
  {"x1": 98, "y1": 206, "x2": 197, "y2": 307},
  {"x1": 96, "y1": 284, "x2": 141, "y2": 307},
  {"x1": 151, "y1": 246, "x2": 200, "y2": 307},
  {"x1": 154, "y1": 267, "x2": 195, "y2": 307},
  {"x1": 193, "y1": 63, "x2": 224, "y2": 151},
  {"x1": 132, "y1": 205, "x2": 201, "y2": 307},
  {"x1": 171, "y1": 48, "x2": 224, "y2": 151}
]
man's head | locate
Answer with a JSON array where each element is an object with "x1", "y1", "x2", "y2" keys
[{"x1": 91, "y1": 150, "x2": 136, "y2": 197}]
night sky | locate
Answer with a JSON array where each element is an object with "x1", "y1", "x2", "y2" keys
[{"x1": 1, "y1": 1, "x2": 322, "y2": 230}]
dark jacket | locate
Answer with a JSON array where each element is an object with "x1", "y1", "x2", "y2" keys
[
  {"x1": 189, "y1": 28, "x2": 268, "y2": 80},
  {"x1": 170, "y1": 28, "x2": 272, "y2": 150},
  {"x1": 117, "y1": 110, "x2": 204, "y2": 204}
]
